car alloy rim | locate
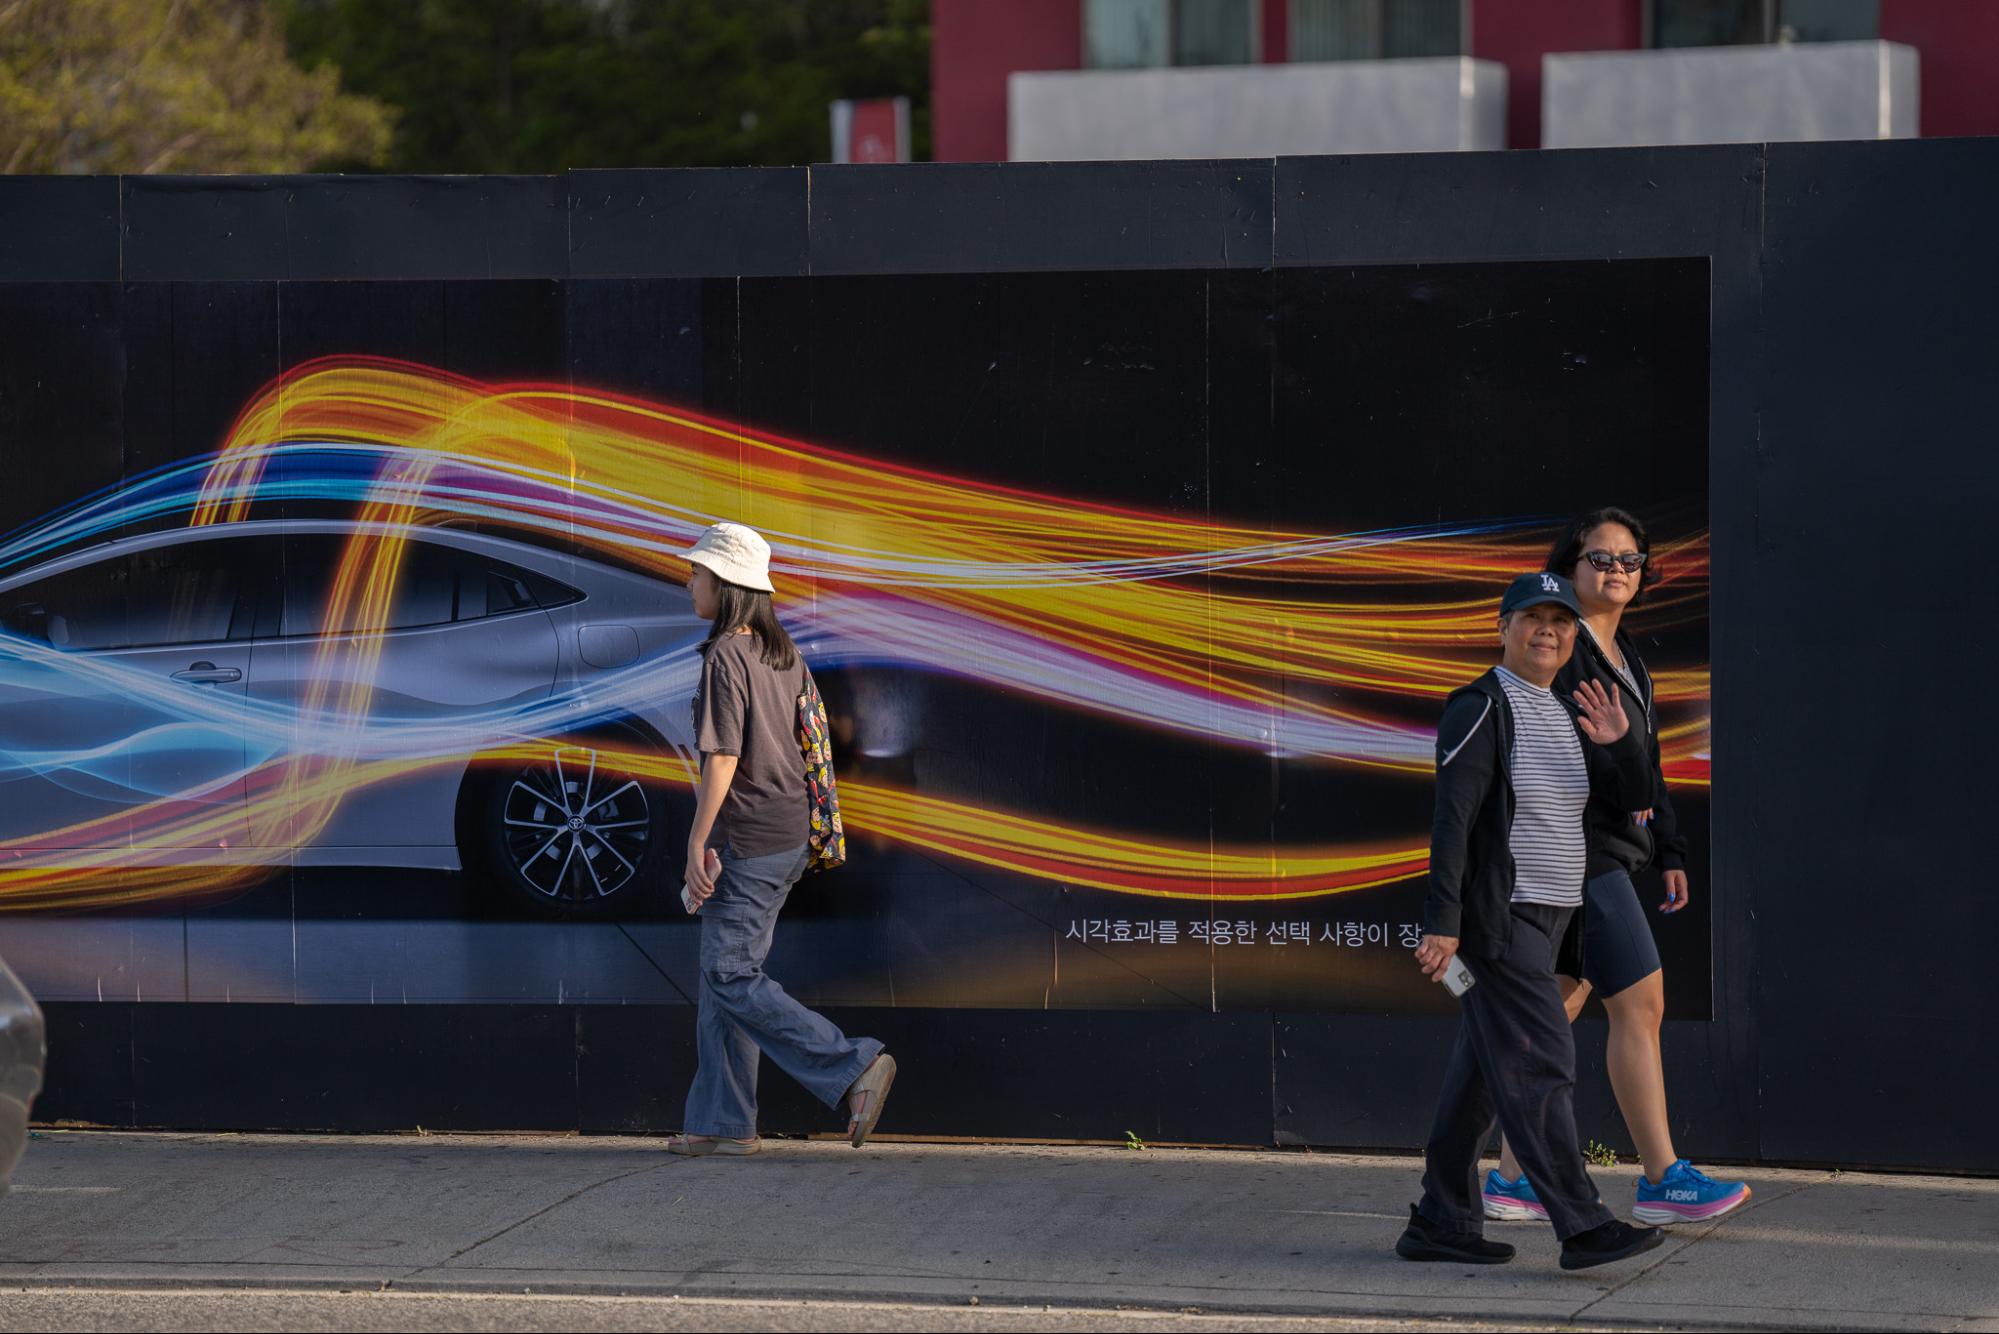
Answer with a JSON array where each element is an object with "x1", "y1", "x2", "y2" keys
[{"x1": 500, "y1": 746, "x2": 651, "y2": 901}]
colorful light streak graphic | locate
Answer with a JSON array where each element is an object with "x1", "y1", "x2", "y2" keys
[{"x1": 0, "y1": 357, "x2": 1710, "y2": 910}]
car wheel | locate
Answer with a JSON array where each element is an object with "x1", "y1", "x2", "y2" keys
[{"x1": 474, "y1": 730, "x2": 675, "y2": 917}]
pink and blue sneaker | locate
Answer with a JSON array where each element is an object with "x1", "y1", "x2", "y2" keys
[
  {"x1": 1482, "y1": 1169, "x2": 1549, "y2": 1221},
  {"x1": 1632, "y1": 1160, "x2": 1751, "y2": 1224}
]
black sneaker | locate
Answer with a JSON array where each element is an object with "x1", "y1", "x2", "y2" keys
[
  {"x1": 1559, "y1": 1219, "x2": 1665, "y2": 1271},
  {"x1": 1395, "y1": 1205, "x2": 1516, "y2": 1264}
]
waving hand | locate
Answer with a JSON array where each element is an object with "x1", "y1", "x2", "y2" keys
[{"x1": 1571, "y1": 679, "x2": 1630, "y2": 746}]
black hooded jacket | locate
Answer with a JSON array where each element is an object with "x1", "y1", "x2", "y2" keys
[
  {"x1": 1421, "y1": 666, "x2": 1652, "y2": 962},
  {"x1": 1554, "y1": 622, "x2": 1689, "y2": 877}
]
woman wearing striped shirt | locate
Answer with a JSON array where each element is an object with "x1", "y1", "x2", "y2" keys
[
  {"x1": 1399, "y1": 571, "x2": 1665, "y2": 1271},
  {"x1": 1486, "y1": 509, "x2": 1749, "y2": 1226}
]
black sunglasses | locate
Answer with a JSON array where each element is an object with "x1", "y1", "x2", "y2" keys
[{"x1": 1583, "y1": 550, "x2": 1648, "y2": 574}]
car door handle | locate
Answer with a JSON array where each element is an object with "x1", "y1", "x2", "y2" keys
[{"x1": 172, "y1": 662, "x2": 241, "y2": 685}]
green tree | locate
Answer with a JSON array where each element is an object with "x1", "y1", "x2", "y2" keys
[
  {"x1": 0, "y1": 0, "x2": 392, "y2": 174},
  {"x1": 282, "y1": 0, "x2": 931, "y2": 172}
]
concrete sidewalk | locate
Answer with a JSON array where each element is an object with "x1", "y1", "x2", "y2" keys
[{"x1": 0, "y1": 1132, "x2": 1993, "y2": 1332}]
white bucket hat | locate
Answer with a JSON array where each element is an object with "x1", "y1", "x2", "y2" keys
[{"x1": 683, "y1": 521, "x2": 775, "y2": 593}]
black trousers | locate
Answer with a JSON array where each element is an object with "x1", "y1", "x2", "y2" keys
[{"x1": 1418, "y1": 902, "x2": 1615, "y2": 1241}]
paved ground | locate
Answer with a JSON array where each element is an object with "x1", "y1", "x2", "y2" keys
[
  {"x1": 0, "y1": 1289, "x2": 1664, "y2": 1332},
  {"x1": 0, "y1": 1132, "x2": 1994, "y2": 1332}
]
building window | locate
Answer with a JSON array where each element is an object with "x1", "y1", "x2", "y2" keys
[
  {"x1": 1177, "y1": 0, "x2": 1257, "y2": 65},
  {"x1": 1650, "y1": 0, "x2": 1879, "y2": 48},
  {"x1": 1086, "y1": 0, "x2": 1170, "y2": 69},
  {"x1": 1290, "y1": 0, "x2": 1463, "y2": 62},
  {"x1": 1084, "y1": 0, "x2": 1258, "y2": 70}
]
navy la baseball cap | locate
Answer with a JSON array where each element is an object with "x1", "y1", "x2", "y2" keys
[{"x1": 1500, "y1": 570, "x2": 1582, "y2": 617}]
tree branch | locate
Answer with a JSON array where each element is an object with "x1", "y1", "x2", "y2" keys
[
  {"x1": 137, "y1": 127, "x2": 202, "y2": 175},
  {"x1": 105, "y1": 0, "x2": 186, "y2": 107}
]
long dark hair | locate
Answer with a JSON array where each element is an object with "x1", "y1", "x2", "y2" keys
[
  {"x1": 1543, "y1": 506, "x2": 1662, "y2": 605},
  {"x1": 700, "y1": 578, "x2": 800, "y2": 672}
]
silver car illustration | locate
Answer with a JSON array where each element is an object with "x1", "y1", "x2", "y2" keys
[
  {"x1": 0, "y1": 521, "x2": 707, "y2": 915},
  {"x1": 0, "y1": 952, "x2": 42, "y2": 1195}
]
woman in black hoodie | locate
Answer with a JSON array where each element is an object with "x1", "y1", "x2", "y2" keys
[{"x1": 1485, "y1": 508, "x2": 1748, "y2": 1226}]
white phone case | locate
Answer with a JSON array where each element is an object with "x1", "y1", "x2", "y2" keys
[{"x1": 1441, "y1": 953, "x2": 1476, "y2": 997}]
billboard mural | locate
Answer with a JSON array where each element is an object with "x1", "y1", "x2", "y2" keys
[{"x1": 0, "y1": 260, "x2": 1710, "y2": 1016}]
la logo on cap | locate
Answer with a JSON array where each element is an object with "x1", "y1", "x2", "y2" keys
[{"x1": 1540, "y1": 574, "x2": 1560, "y2": 592}]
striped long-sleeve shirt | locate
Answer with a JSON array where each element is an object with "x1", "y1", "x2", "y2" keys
[{"x1": 1493, "y1": 665, "x2": 1589, "y2": 907}]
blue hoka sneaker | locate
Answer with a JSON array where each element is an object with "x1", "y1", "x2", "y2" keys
[
  {"x1": 1481, "y1": 1169, "x2": 1549, "y2": 1221},
  {"x1": 1633, "y1": 1160, "x2": 1751, "y2": 1225}
]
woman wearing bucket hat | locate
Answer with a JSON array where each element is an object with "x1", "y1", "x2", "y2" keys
[{"x1": 665, "y1": 521, "x2": 895, "y2": 1157}]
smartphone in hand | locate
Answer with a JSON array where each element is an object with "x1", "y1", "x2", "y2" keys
[
  {"x1": 681, "y1": 848, "x2": 723, "y2": 914},
  {"x1": 1441, "y1": 953, "x2": 1477, "y2": 997}
]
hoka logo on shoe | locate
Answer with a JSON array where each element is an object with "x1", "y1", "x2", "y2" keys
[{"x1": 1666, "y1": 1189, "x2": 1698, "y2": 1201}]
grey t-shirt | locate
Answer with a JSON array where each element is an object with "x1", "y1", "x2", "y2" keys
[{"x1": 693, "y1": 632, "x2": 809, "y2": 858}]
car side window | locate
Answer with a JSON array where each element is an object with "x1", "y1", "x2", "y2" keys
[
  {"x1": 280, "y1": 535, "x2": 460, "y2": 636},
  {"x1": 0, "y1": 593, "x2": 50, "y2": 643},
  {"x1": 454, "y1": 560, "x2": 535, "y2": 622},
  {"x1": 396, "y1": 542, "x2": 458, "y2": 628},
  {"x1": 274, "y1": 537, "x2": 584, "y2": 636},
  {"x1": 484, "y1": 566, "x2": 538, "y2": 616},
  {"x1": 0, "y1": 541, "x2": 254, "y2": 650},
  {"x1": 451, "y1": 555, "x2": 576, "y2": 622},
  {"x1": 522, "y1": 569, "x2": 582, "y2": 611},
  {"x1": 122, "y1": 544, "x2": 253, "y2": 647},
  {"x1": 280, "y1": 536, "x2": 336, "y2": 636},
  {"x1": 0, "y1": 565, "x2": 123, "y2": 649}
]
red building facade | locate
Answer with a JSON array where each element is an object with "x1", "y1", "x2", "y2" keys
[{"x1": 932, "y1": 0, "x2": 1999, "y2": 161}]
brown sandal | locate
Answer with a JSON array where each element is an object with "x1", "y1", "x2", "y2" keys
[{"x1": 846, "y1": 1053, "x2": 897, "y2": 1148}]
